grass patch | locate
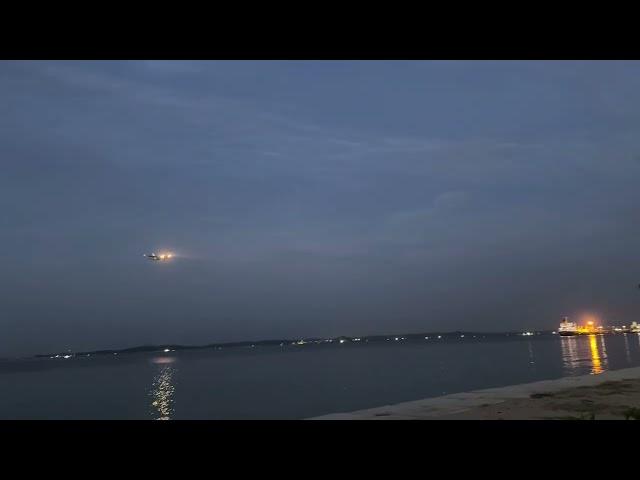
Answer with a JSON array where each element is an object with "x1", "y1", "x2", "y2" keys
[{"x1": 623, "y1": 407, "x2": 640, "y2": 420}]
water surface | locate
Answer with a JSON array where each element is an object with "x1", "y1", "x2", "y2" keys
[{"x1": 2, "y1": 333, "x2": 640, "y2": 419}]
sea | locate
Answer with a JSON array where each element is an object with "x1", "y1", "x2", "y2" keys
[{"x1": 1, "y1": 333, "x2": 640, "y2": 419}]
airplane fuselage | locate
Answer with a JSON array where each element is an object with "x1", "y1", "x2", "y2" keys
[{"x1": 144, "y1": 253, "x2": 173, "y2": 261}]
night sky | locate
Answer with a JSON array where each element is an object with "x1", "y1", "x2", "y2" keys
[{"x1": 2, "y1": 61, "x2": 640, "y2": 356}]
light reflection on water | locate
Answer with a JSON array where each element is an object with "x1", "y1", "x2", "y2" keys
[
  {"x1": 623, "y1": 334, "x2": 631, "y2": 364},
  {"x1": 600, "y1": 335, "x2": 607, "y2": 361},
  {"x1": 144, "y1": 336, "x2": 640, "y2": 418},
  {"x1": 527, "y1": 341, "x2": 536, "y2": 373},
  {"x1": 5, "y1": 334, "x2": 640, "y2": 419},
  {"x1": 149, "y1": 357, "x2": 176, "y2": 420},
  {"x1": 588, "y1": 334, "x2": 603, "y2": 374},
  {"x1": 561, "y1": 334, "x2": 608, "y2": 375},
  {"x1": 560, "y1": 336, "x2": 578, "y2": 374}
]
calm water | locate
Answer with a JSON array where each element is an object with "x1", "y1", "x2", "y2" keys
[{"x1": 2, "y1": 333, "x2": 640, "y2": 419}]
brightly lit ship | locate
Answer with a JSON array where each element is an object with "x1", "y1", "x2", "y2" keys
[
  {"x1": 144, "y1": 252, "x2": 174, "y2": 261},
  {"x1": 558, "y1": 317, "x2": 578, "y2": 336}
]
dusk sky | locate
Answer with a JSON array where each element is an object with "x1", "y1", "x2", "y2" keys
[{"x1": 2, "y1": 60, "x2": 640, "y2": 356}]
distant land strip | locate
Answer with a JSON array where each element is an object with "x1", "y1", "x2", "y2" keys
[{"x1": 33, "y1": 330, "x2": 554, "y2": 359}]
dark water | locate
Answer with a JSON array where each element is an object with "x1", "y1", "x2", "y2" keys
[{"x1": 2, "y1": 333, "x2": 640, "y2": 419}]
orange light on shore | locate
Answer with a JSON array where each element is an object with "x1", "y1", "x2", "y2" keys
[{"x1": 575, "y1": 314, "x2": 601, "y2": 334}]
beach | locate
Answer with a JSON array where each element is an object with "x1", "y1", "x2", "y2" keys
[{"x1": 310, "y1": 366, "x2": 640, "y2": 420}]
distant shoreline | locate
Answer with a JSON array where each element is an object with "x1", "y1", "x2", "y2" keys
[
  {"x1": 30, "y1": 329, "x2": 640, "y2": 361},
  {"x1": 31, "y1": 330, "x2": 556, "y2": 360}
]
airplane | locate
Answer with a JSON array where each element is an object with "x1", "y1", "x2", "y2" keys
[{"x1": 144, "y1": 252, "x2": 173, "y2": 261}]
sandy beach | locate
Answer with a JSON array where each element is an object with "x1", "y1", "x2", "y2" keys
[{"x1": 310, "y1": 366, "x2": 640, "y2": 420}]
